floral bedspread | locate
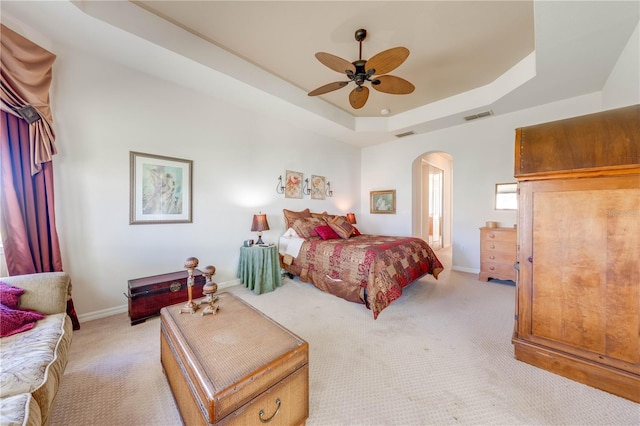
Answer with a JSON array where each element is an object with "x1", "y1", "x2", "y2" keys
[{"x1": 287, "y1": 235, "x2": 444, "y2": 319}]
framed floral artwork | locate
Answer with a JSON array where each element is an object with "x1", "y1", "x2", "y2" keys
[
  {"x1": 370, "y1": 190, "x2": 396, "y2": 214},
  {"x1": 310, "y1": 175, "x2": 326, "y2": 200},
  {"x1": 130, "y1": 151, "x2": 192, "y2": 224},
  {"x1": 285, "y1": 170, "x2": 303, "y2": 199}
]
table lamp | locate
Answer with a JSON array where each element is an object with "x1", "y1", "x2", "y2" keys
[
  {"x1": 251, "y1": 213, "x2": 269, "y2": 245},
  {"x1": 346, "y1": 213, "x2": 357, "y2": 224}
]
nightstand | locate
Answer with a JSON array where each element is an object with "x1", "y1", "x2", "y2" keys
[{"x1": 237, "y1": 245, "x2": 282, "y2": 294}]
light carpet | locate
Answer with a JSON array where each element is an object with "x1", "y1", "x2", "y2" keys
[{"x1": 48, "y1": 251, "x2": 639, "y2": 425}]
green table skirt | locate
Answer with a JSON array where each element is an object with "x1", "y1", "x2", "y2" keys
[{"x1": 236, "y1": 245, "x2": 282, "y2": 294}]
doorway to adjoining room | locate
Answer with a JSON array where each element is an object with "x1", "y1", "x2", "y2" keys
[{"x1": 412, "y1": 151, "x2": 452, "y2": 256}]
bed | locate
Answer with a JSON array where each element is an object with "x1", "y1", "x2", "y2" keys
[{"x1": 279, "y1": 209, "x2": 444, "y2": 319}]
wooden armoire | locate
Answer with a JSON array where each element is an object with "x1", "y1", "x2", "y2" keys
[{"x1": 512, "y1": 104, "x2": 640, "y2": 402}]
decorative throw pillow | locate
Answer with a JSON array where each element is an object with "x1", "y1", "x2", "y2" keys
[
  {"x1": 291, "y1": 217, "x2": 325, "y2": 239},
  {"x1": 315, "y1": 225, "x2": 341, "y2": 240},
  {"x1": 0, "y1": 282, "x2": 24, "y2": 309},
  {"x1": 0, "y1": 304, "x2": 45, "y2": 337},
  {"x1": 328, "y1": 215, "x2": 355, "y2": 239},
  {"x1": 352, "y1": 226, "x2": 361, "y2": 236},
  {"x1": 283, "y1": 208, "x2": 311, "y2": 229}
]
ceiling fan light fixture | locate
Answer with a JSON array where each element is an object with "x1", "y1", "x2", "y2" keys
[{"x1": 308, "y1": 29, "x2": 414, "y2": 110}]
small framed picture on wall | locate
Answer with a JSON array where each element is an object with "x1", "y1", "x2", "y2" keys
[
  {"x1": 310, "y1": 175, "x2": 326, "y2": 200},
  {"x1": 285, "y1": 170, "x2": 303, "y2": 199},
  {"x1": 370, "y1": 190, "x2": 396, "y2": 214}
]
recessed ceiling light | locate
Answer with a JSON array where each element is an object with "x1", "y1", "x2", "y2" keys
[{"x1": 381, "y1": 108, "x2": 390, "y2": 116}]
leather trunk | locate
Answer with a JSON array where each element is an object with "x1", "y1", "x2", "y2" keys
[{"x1": 127, "y1": 270, "x2": 205, "y2": 325}]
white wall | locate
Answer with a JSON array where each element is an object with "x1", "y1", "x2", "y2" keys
[
  {"x1": 49, "y1": 44, "x2": 360, "y2": 320},
  {"x1": 602, "y1": 20, "x2": 640, "y2": 109}
]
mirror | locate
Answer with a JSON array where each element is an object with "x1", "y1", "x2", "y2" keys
[{"x1": 495, "y1": 183, "x2": 517, "y2": 210}]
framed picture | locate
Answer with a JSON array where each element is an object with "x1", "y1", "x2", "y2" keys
[
  {"x1": 370, "y1": 190, "x2": 396, "y2": 214},
  {"x1": 285, "y1": 170, "x2": 303, "y2": 199},
  {"x1": 130, "y1": 151, "x2": 192, "y2": 224},
  {"x1": 310, "y1": 175, "x2": 326, "y2": 200}
]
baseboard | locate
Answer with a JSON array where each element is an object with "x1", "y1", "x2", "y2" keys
[
  {"x1": 219, "y1": 279, "x2": 241, "y2": 289},
  {"x1": 78, "y1": 305, "x2": 128, "y2": 323},
  {"x1": 452, "y1": 265, "x2": 479, "y2": 274},
  {"x1": 77, "y1": 279, "x2": 243, "y2": 323}
]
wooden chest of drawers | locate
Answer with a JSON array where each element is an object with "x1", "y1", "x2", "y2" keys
[
  {"x1": 160, "y1": 292, "x2": 309, "y2": 425},
  {"x1": 479, "y1": 227, "x2": 516, "y2": 282}
]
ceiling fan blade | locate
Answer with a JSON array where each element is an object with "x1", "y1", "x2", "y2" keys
[
  {"x1": 366, "y1": 47, "x2": 410, "y2": 75},
  {"x1": 308, "y1": 81, "x2": 349, "y2": 96},
  {"x1": 349, "y1": 86, "x2": 369, "y2": 109},
  {"x1": 372, "y1": 75, "x2": 415, "y2": 94},
  {"x1": 315, "y1": 52, "x2": 356, "y2": 74}
]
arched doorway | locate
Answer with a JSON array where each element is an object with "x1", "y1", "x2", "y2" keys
[{"x1": 412, "y1": 152, "x2": 453, "y2": 251}]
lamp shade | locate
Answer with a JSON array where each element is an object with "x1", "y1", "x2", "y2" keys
[
  {"x1": 251, "y1": 213, "x2": 270, "y2": 232},
  {"x1": 346, "y1": 213, "x2": 357, "y2": 224}
]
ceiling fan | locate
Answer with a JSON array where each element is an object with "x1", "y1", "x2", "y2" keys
[{"x1": 308, "y1": 28, "x2": 415, "y2": 110}]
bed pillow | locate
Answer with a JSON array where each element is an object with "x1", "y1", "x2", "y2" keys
[
  {"x1": 310, "y1": 211, "x2": 328, "y2": 219},
  {"x1": 291, "y1": 217, "x2": 326, "y2": 239},
  {"x1": 0, "y1": 304, "x2": 45, "y2": 337},
  {"x1": 0, "y1": 282, "x2": 25, "y2": 309},
  {"x1": 328, "y1": 215, "x2": 355, "y2": 239},
  {"x1": 283, "y1": 208, "x2": 311, "y2": 228},
  {"x1": 315, "y1": 225, "x2": 341, "y2": 240},
  {"x1": 352, "y1": 226, "x2": 361, "y2": 236}
]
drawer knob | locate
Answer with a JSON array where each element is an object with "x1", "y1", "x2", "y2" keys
[
  {"x1": 489, "y1": 244, "x2": 495, "y2": 249},
  {"x1": 489, "y1": 233, "x2": 495, "y2": 238},
  {"x1": 489, "y1": 255, "x2": 495, "y2": 260},
  {"x1": 489, "y1": 266, "x2": 495, "y2": 271},
  {"x1": 170, "y1": 282, "x2": 182, "y2": 292},
  {"x1": 259, "y1": 398, "x2": 281, "y2": 423}
]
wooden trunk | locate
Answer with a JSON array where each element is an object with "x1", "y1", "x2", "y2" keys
[
  {"x1": 512, "y1": 104, "x2": 640, "y2": 402},
  {"x1": 127, "y1": 270, "x2": 205, "y2": 325},
  {"x1": 160, "y1": 292, "x2": 309, "y2": 425}
]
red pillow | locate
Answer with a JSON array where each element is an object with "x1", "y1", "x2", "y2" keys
[
  {"x1": 0, "y1": 304, "x2": 45, "y2": 337},
  {"x1": 0, "y1": 282, "x2": 24, "y2": 309},
  {"x1": 315, "y1": 225, "x2": 340, "y2": 240},
  {"x1": 352, "y1": 226, "x2": 361, "y2": 236}
]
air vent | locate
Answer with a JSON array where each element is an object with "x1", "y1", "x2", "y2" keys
[
  {"x1": 395, "y1": 130, "x2": 416, "y2": 138},
  {"x1": 464, "y1": 110, "x2": 493, "y2": 121}
]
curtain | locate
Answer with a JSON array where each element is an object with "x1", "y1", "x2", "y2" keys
[
  {"x1": 0, "y1": 25, "x2": 80, "y2": 329},
  {"x1": 1, "y1": 111, "x2": 62, "y2": 274},
  {"x1": 1, "y1": 24, "x2": 57, "y2": 176},
  {"x1": 0, "y1": 111, "x2": 78, "y2": 329}
]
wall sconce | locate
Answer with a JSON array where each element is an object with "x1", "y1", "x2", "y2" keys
[
  {"x1": 251, "y1": 213, "x2": 270, "y2": 245},
  {"x1": 302, "y1": 178, "x2": 311, "y2": 195},
  {"x1": 346, "y1": 213, "x2": 357, "y2": 224},
  {"x1": 276, "y1": 176, "x2": 285, "y2": 194},
  {"x1": 325, "y1": 181, "x2": 333, "y2": 197}
]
